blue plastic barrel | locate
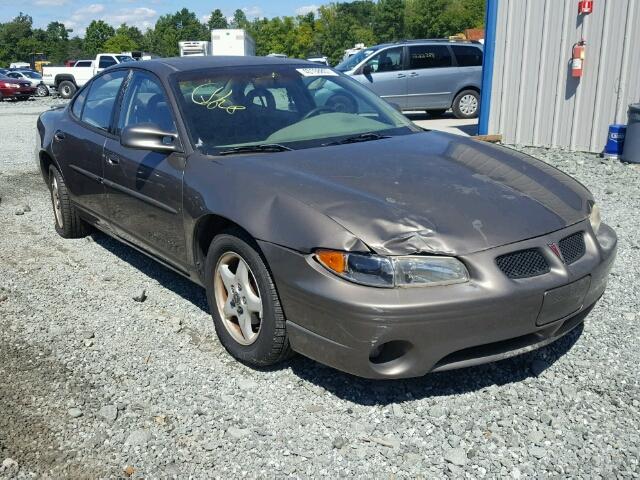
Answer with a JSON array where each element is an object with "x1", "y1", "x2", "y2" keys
[{"x1": 604, "y1": 124, "x2": 626, "y2": 158}]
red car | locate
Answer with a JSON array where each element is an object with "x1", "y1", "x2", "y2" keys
[{"x1": 0, "y1": 74, "x2": 36, "y2": 101}]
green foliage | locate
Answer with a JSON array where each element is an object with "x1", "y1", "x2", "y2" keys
[
  {"x1": 0, "y1": 2, "x2": 485, "y2": 67},
  {"x1": 208, "y1": 9, "x2": 228, "y2": 30},
  {"x1": 374, "y1": 0, "x2": 405, "y2": 43},
  {"x1": 147, "y1": 8, "x2": 209, "y2": 57},
  {"x1": 231, "y1": 9, "x2": 249, "y2": 29},
  {"x1": 84, "y1": 20, "x2": 115, "y2": 56},
  {"x1": 405, "y1": 0, "x2": 484, "y2": 39},
  {"x1": 103, "y1": 24, "x2": 143, "y2": 53}
]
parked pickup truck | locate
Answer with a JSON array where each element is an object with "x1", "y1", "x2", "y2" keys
[{"x1": 42, "y1": 53, "x2": 135, "y2": 99}]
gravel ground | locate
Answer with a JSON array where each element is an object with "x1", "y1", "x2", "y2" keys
[{"x1": 1, "y1": 97, "x2": 639, "y2": 479}]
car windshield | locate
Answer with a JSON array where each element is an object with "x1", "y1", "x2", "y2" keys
[
  {"x1": 334, "y1": 47, "x2": 381, "y2": 72},
  {"x1": 116, "y1": 56, "x2": 135, "y2": 63},
  {"x1": 173, "y1": 64, "x2": 418, "y2": 155},
  {"x1": 20, "y1": 71, "x2": 41, "y2": 79}
]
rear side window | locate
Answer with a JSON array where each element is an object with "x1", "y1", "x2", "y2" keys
[
  {"x1": 81, "y1": 70, "x2": 128, "y2": 130},
  {"x1": 409, "y1": 45, "x2": 453, "y2": 69},
  {"x1": 71, "y1": 86, "x2": 88, "y2": 118},
  {"x1": 452, "y1": 45, "x2": 483, "y2": 67},
  {"x1": 98, "y1": 56, "x2": 117, "y2": 69}
]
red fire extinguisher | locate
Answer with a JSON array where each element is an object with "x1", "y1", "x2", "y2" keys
[
  {"x1": 579, "y1": 0, "x2": 593, "y2": 14},
  {"x1": 571, "y1": 41, "x2": 586, "y2": 78}
]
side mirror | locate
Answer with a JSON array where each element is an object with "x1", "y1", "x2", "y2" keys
[
  {"x1": 362, "y1": 64, "x2": 373, "y2": 76},
  {"x1": 121, "y1": 123, "x2": 181, "y2": 153}
]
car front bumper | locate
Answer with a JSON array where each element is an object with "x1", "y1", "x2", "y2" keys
[
  {"x1": 258, "y1": 221, "x2": 617, "y2": 379},
  {"x1": 0, "y1": 87, "x2": 36, "y2": 98}
]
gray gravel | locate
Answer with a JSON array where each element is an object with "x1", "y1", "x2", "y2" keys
[{"x1": 1, "y1": 97, "x2": 639, "y2": 478}]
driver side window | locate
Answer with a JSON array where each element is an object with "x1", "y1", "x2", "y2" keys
[
  {"x1": 365, "y1": 47, "x2": 404, "y2": 73},
  {"x1": 117, "y1": 72, "x2": 176, "y2": 135}
]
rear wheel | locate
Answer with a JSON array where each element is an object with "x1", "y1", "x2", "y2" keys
[
  {"x1": 49, "y1": 166, "x2": 91, "y2": 238},
  {"x1": 58, "y1": 80, "x2": 76, "y2": 100},
  {"x1": 452, "y1": 90, "x2": 480, "y2": 119},
  {"x1": 204, "y1": 230, "x2": 292, "y2": 367},
  {"x1": 426, "y1": 109, "x2": 447, "y2": 117}
]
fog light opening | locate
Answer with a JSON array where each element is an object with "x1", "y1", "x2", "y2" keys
[{"x1": 369, "y1": 340, "x2": 412, "y2": 365}]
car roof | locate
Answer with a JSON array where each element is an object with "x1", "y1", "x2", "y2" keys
[
  {"x1": 372, "y1": 39, "x2": 483, "y2": 49},
  {"x1": 120, "y1": 55, "x2": 315, "y2": 76}
]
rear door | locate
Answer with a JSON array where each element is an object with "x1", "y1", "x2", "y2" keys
[
  {"x1": 406, "y1": 44, "x2": 457, "y2": 110},
  {"x1": 351, "y1": 46, "x2": 408, "y2": 108},
  {"x1": 450, "y1": 44, "x2": 484, "y2": 89},
  {"x1": 103, "y1": 70, "x2": 187, "y2": 265},
  {"x1": 52, "y1": 70, "x2": 127, "y2": 218}
]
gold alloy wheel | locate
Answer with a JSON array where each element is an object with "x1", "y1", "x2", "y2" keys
[
  {"x1": 51, "y1": 175, "x2": 63, "y2": 228},
  {"x1": 214, "y1": 252, "x2": 264, "y2": 346}
]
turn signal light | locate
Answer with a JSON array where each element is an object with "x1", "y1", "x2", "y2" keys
[{"x1": 315, "y1": 250, "x2": 347, "y2": 274}]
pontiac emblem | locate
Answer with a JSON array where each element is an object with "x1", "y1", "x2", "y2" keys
[{"x1": 548, "y1": 243, "x2": 564, "y2": 263}]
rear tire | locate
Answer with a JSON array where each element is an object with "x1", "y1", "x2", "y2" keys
[
  {"x1": 49, "y1": 166, "x2": 91, "y2": 238},
  {"x1": 204, "y1": 229, "x2": 293, "y2": 367},
  {"x1": 58, "y1": 80, "x2": 76, "y2": 100},
  {"x1": 426, "y1": 109, "x2": 447, "y2": 117},
  {"x1": 452, "y1": 89, "x2": 480, "y2": 119}
]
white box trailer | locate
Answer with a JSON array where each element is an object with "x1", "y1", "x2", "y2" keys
[
  {"x1": 179, "y1": 41, "x2": 212, "y2": 57},
  {"x1": 211, "y1": 29, "x2": 255, "y2": 56}
]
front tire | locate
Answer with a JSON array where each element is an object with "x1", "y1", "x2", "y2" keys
[
  {"x1": 58, "y1": 80, "x2": 76, "y2": 100},
  {"x1": 36, "y1": 84, "x2": 49, "y2": 97},
  {"x1": 452, "y1": 89, "x2": 480, "y2": 119},
  {"x1": 49, "y1": 166, "x2": 90, "y2": 238},
  {"x1": 204, "y1": 230, "x2": 292, "y2": 367}
]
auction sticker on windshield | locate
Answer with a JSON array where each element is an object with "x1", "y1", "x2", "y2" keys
[{"x1": 296, "y1": 68, "x2": 338, "y2": 77}]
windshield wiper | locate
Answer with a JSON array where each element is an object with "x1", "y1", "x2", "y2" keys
[
  {"x1": 324, "y1": 133, "x2": 391, "y2": 146},
  {"x1": 218, "y1": 144, "x2": 293, "y2": 156}
]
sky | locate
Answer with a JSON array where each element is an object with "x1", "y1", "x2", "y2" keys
[{"x1": 0, "y1": 1, "x2": 333, "y2": 36}]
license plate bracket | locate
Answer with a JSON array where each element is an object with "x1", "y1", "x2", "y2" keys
[{"x1": 536, "y1": 276, "x2": 591, "y2": 326}]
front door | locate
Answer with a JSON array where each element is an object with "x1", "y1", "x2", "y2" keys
[
  {"x1": 103, "y1": 70, "x2": 187, "y2": 265},
  {"x1": 352, "y1": 46, "x2": 408, "y2": 108},
  {"x1": 406, "y1": 45, "x2": 457, "y2": 110}
]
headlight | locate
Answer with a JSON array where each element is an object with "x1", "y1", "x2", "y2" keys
[
  {"x1": 589, "y1": 202, "x2": 601, "y2": 234},
  {"x1": 314, "y1": 250, "x2": 469, "y2": 288}
]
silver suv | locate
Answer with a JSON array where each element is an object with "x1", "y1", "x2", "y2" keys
[{"x1": 335, "y1": 40, "x2": 483, "y2": 119}]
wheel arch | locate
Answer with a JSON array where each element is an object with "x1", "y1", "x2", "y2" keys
[
  {"x1": 38, "y1": 150, "x2": 60, "y2": 187},
  {"x1": 453, "y1": 85, "x2": 481, "y2": 100},
  {"x1": 192, "y1": 213, "x2": 262, "y2": 283},
  {"x1": 54, "y1": 75, "x2": 76, "y2": 87}
]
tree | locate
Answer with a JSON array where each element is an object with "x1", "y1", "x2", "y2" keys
[
  {"x1": 84, "y1": 20, "x2": 115, "y2": 56},
  {"x1": 231, "y1": 9, "x2": 249, "y2": 29},
  {"x1": 207, "y1": 9, "x2": 228, "y2": 30},
  {"x1": 0, "y1": 13, "x2": 36, "y2": 64},
  {"x1": 103, "y1": 24, "x2": 143, "y2": 53},
  {"x1": 148, "y1": 8, "x2": 208, "y2": 57},
  {"x1": 374, "y1": 0, "x2": 405, "y2": 43},
  {"x1": 45, "y1": 21, "x2": 70, "y2": 63}
]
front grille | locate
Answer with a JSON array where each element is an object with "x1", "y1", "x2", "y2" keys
[
  {"x1": 496, "y1": 249, "x2": 549, "y2": 279},
  {"x1": 559, "y1": 232, "x2": 586, "y2": 264}
]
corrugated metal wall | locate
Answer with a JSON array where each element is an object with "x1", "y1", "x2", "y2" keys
[{"x1": 486, "y1": 0, "x2": 640, "y2": 152}]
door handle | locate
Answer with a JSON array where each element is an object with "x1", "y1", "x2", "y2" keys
[
  {"x1": 105, "y1": 155, "x2": 120, "y2": 166},
  {"x1": 397, "y1": 73, "x2": 407, "y2": 78},
  {"x1": 409, "y1": 72, "x2": 419, "y2": 77},
  {"x1": 54, "y1": 130, "x2": 65, "y2": 141}
]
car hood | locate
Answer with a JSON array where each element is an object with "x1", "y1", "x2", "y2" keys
[{"x1": 227, "y1": 131, "x2": 592, "y2": 256}]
